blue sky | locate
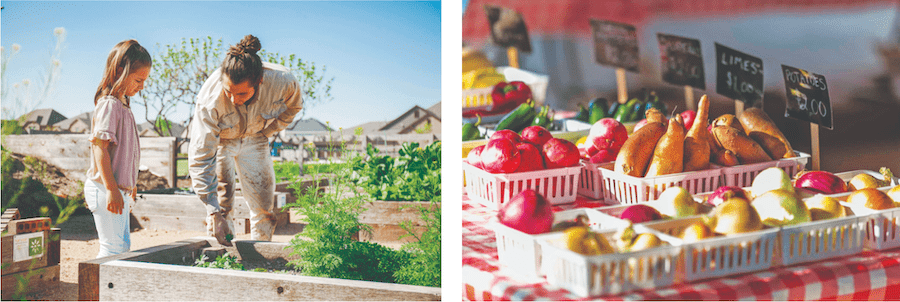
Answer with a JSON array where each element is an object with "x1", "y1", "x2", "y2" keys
[{"x1": 1, "y1": 1, "x2": 441, "y2": 129}]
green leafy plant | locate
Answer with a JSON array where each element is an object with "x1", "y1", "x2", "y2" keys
[
  {"x1": 194, "y1": 253, "x2": 244, "y2": 271},
  {"x1": 285, "y1": 161, "x2": 408, "y2": 283},
  {"x1": 350, "y1": 141, "x2": 441, "y2": 202},
  {"x1": 394, "y1": 197, "x2": 441, "y2": 287}
]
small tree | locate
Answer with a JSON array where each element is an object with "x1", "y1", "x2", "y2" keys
[{"x1": 137, "y1": 36, "x2": 335, "y2": 148}]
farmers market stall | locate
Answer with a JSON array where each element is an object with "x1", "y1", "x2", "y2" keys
[{"x1": 461, "y1": 194, "x2": 900, "y2": 301}]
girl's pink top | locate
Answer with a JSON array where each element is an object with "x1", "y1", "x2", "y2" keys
[{"x1": 86, "y1": 95, "x2": 141, "y2": 190}]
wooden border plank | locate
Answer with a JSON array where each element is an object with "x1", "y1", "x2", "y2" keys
[
  {"x1": 78, "y1": 238, "x2": 211, "y2": 301},
  {"x1": 99, "y1": 260, "x2": 440, "y2": 301},
  {"x1": 1, "y1": 264, "x2": 60, "y2": 300}
]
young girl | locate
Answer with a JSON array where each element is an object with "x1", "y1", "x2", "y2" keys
[{"x1": 84, "y1": 40, "x2": 151, "y2": 258}]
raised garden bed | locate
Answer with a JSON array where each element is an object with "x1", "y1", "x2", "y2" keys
[
  {"x1": 78, "y1": 237, "x2": 441, "y2": 301},
  {"x1": 131, "y1": 179, "x2": 328, "y2": 234},
  {"x1": 358, "y1": 201, "x2": 440, "y2": 243}
]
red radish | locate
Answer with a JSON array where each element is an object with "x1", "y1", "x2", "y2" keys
[
  {"x1": 680, "y1": 110, "x2": 697, "y2": 131},
  {"x1": 521, "y1": 125, "x2": 552, "y2": 147},
  {"x1": 490, "y1": 129, "x2": 522, "y2": 144},
  {"x1": 543, "y1": 138, "x2": 580, "y2": 169},
  {"x1": 466, "y1": 145, "x2": 486, "y2": 169},
  {"x1": 794, "y1": 171, "x2": 849, "y2": 194},
  {"x1": 481, "y1": 139, "x2": 521, "y2": 173},
  {"x1": 706, "y1": 186, "x2": 750, "y2": 206},
  {"x1": 588, "y1": 118, "x2": 628, "y2": 150},
  {"x1": 620, "y1": 204, "x2": 663, "y2": 223},
  {"x1": 590, "y1": 147, "x2": 618, "y2": 163},
  {"x1": 515, "y1": 142, "x2": 546, "y2": 172},
  {"x1": 498, "y1": 189, "x2": 554, "y2": 235}
]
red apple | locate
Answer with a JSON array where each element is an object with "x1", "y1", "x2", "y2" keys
[
  {"x1": 589, "y1": 147, "x2": 618, "y2": 164},
  {"x1": 543, "y1": 138, "x2": 580, "y2": 169},
  {"x1": 588, "y1": 118, "x2": 628, "y2": 150},
  {"x1": 515, "y1": 142, "x2": 546, "y2": 172},
  {"x1": 490, "y1": 129, "x2": 522, "y2": 144},
  {"x1": 466, "y1": 145, "x2": 485, "y2": 169},
  {"x1": 680, "y1": 110, "x2": 697, "y2": 131},
  {"x1": 521, "y1": 125, "x2": 552, "y2": 147},
  {"x1": 481, "y1": 139, "x2": 521, "y2": 173}
]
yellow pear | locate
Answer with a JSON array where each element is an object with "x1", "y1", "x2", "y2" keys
[
  {"x1": 681, "y1": 221, "x2": 715, "y2": 243},
  {"x1": 711, "y1": 197, "x2": 763, "y2": 235},
  {"x1": 848, "y1": 188, "x2": 895, "y2": 210},
  {"x1": 887, "y1": 186, "x2": 900, "y2": 204},
  {"x1": 848, "y1": 173, "x2": 881, "y2": 191},
  {"x1": 629, "y1": 233, "x2": 665, "y2": 251},
  {"x1": 805, "y1": 195, "x2": 847, "y2": 221},
  {"x1": 564, "y1": 226, "x2": 614, "y2": 255}
]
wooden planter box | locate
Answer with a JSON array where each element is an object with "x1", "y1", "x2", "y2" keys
[
  {"x1": 1, "y1": 209, "x2": 62, "y2": 300},
  {"x1": 77, "y1": 237, "x2": 440, "y2": 301},
  {"x1": 358, "y1": 201, "x2": 440, "y2": 243},
  {"x1": 132, "y1": 179, "x2": 328, "y2": 234}
]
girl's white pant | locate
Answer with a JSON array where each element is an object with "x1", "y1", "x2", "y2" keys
[{"x1": 84, "y1": 178, "x2": 132, "y2": 258}]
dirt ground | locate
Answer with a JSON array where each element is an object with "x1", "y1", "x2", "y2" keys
[{"x1": 22, "y1": 208, "x2": 399, "y2": 301}]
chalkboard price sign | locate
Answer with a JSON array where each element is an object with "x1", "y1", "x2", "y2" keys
[
  {"x1": 590, "y1": 19, "x2": 639, "y2": 72},
  {"x1": 781, "y1": 65, "x2": 833, "y2": 129},
  {"x1": 484, "y1": 5, "x2": 532, "y2": 53},
  {"x1": 715, "y1": 43, "x2": 764, "y2": 107},
  {"x1": 657, "y1": 33, "x2": 705, "y2": 89}
]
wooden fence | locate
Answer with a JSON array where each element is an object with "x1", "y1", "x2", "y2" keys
[{"x1": 2, "y1": 134, "x2": 177, "y2": 188}]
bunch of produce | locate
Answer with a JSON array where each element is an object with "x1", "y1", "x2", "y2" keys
[
  {"x1": 613, "y1": 103, "x2": 694, "y2": 177},
  {"x1": 462, "y1": 47, "x2": 504, "y2": 89},
  {"x1": 465, "y1": 125, "x2": 580, "y2": 174},
  {"x1": 614, "y1": 91, "x2": 667, "y2": 123},
  {"x1": 793, "y1": 168, "x2": 894, "y2": 195},
  {"x1": 708, "y1": 106, "x2": 796, "y2": 166},
  {"x1": 616, "y1": 186, "x2": 708, "y2": 224},
  {"x1": 463, "y1": 81, "x2": 532, "y2": 119},
  {"x1": 578, "y1": 118, "x2": 629, "y2": 164}
]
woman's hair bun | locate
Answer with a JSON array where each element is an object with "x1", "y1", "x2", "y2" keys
[{"x1": 229, "y1": 35, "x2": 261, "y2": 56}]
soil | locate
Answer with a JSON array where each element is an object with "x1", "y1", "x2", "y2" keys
[{"x1": 23, "y1": 210, "x2": 324, "y2": 301}]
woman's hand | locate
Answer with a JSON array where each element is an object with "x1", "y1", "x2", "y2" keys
[{"x1": 107, "y1": 188, "x2": 125, "y2": 214}]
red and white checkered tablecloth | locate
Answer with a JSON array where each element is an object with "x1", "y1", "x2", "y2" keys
[{"x1": 462, "y1": 194, "x2": 900, "y2": 301}]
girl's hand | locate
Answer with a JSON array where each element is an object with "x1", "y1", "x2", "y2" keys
[{"x1": 107, "y1": 189, "x2": 125, "y2": 214}]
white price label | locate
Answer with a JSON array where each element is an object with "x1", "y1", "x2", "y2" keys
[{"x1": 13, "y1": 232, "x2": 44, "y2": 262}]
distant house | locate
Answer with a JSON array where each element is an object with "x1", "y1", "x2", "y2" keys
[
  {"x1": 19, "y1": 108, "x2": 67, "y2": 131},
  {"x1": 356, "y1": 101, "x2": 442, "y2": 135},
  {"x1": 279, "y1": 118, "x2": 332, "y2": 138},
  {"x1": 55, "y1": 111, "x2": 92, "y2": 134},
  {"x1": 137, "y1": 120, "x2": 186, "y2": 138}
]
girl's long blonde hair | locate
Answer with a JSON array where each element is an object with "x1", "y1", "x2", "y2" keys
[{"x1": 94, "y1": 40, "x2": 152, "y2": 106}]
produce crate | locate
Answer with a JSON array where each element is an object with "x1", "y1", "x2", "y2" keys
[
  {"x1": 641, "y1": 217, "x2": 778, "y2": 282},
  {"x1": 463, "y1": 162, "x2": 583, "y2": 209},
  {"x1": 832, "y1": 186, "x2": 900, "y2": 251},
  {"x1": 777, "y1": 214, "x2": 867, "y2": 267},
  {"x1": 597, "y1": 163, "x2": 722, "y2": 205},
  {"x1": 492, "y1": 208, "x2": 627, "y2": 278},
  {"x1": 719, "y1": 151, "x2": 811, "y2": 188},
  {"x1": 577, "y1": 160, "x2": 610, "y2": 200},
  {"x1": 461, "y1": 66, "x2": 550, "y2": 109},
  {"x1": 536, "y1": 224, "x2": 683, "y2": 297},
  {"x1": 462, "y1": 86, "x2": 493, "y2": 112}
]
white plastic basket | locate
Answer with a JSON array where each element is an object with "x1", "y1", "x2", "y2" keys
[
  {"x1": 493, "y1": 208, "x2": 628, "y2": 278},
  {"x1": 833, "y1": 186, "x2": 900, "y2": 251},
  {"x1": 462, "y1": 86, "x2": 493, "y2": 111},
  {"x1": 463, "y1": 162, "x2": 583, "y2": 209},
  {"x1": 720, "y1": 151, "x2": 811, "y2": 188},
  {"x1": 642, "y1": 217, "x2": 778, "y2": 282},
  {"x1": 577, "y1": 160, "x2": 609, "y2": 200},
  {"x1": 777, "y1": 214, "x2": 867, "y2": 267},
  {"x1": 536, "y1": 224, "x2": 683, "y2": 297},
  {"x1": 597, "y1": 163, "x2": 722, "y2": 205}
]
